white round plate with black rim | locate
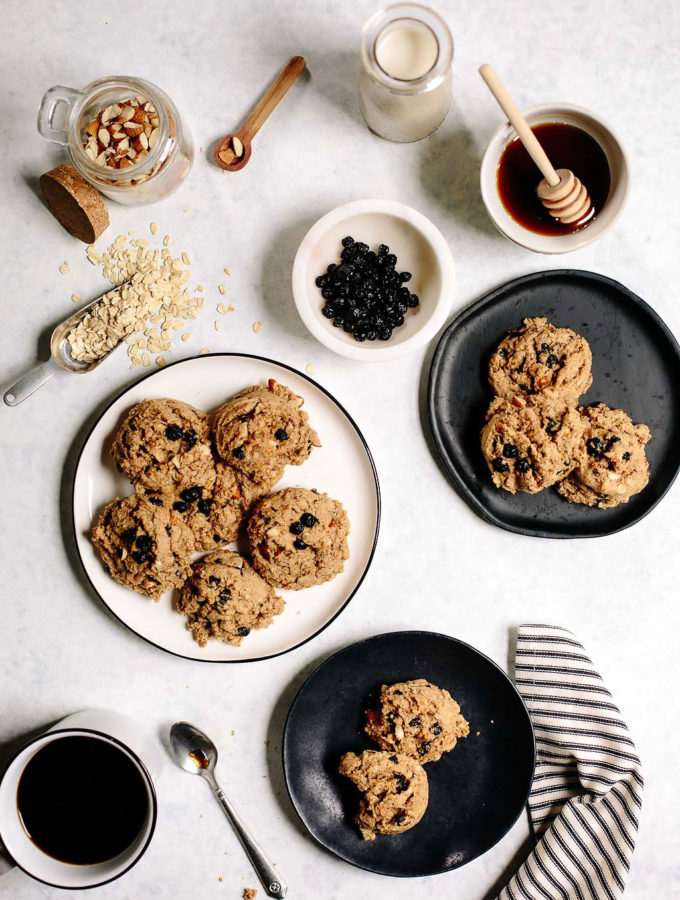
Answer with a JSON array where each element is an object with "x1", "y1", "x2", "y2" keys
[
  {"x1": 428, "y1": 270, "x2": 680, "y2": 539},
  {"x1": 72, "y1": 354, "x2": 380, "y2": 662},
  {"x1": 282, "y1": 631, "x2": 535, "y2": 877}
]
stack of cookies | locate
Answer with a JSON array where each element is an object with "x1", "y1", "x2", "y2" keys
[
  {"x1": 91, "y1": 379, "x2": 350, "y2": 647},
  {"x1": 481, "y1": 317, "x2": 651, "y2": 508},
  {"x1": 339, "y1": 679, "x2": 469, "y2": 841}
]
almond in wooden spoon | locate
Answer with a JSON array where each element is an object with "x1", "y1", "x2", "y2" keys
[{"x1": 214, "y1": 56, "x2": 306, "y2": 172}]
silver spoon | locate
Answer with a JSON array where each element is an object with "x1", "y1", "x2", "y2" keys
[
  {"x1": 169, "y1": 722, "x2": 287, "y2": 899},
  {"x1": 3, "y1": 281, "x2": 132, "y2": 407}
]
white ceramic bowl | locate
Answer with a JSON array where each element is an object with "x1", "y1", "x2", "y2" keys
[
  {"x1": 480, "y1": 103, "x2": 629, "y2": 254},
  {"x1": 292, "y1": 200, "x2": 455, "y2": 360}
]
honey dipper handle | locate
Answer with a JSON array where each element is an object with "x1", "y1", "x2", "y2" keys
[
  {"x1": 241, "y1": 56, "x2": 306, "y2": 144},
  {"x1": 479, "y1": 64, "x2": 559, "y2": 186}
]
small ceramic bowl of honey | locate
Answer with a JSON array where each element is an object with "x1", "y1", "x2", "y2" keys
[{"x1": 480, "y1": 103, "x2": 629, "y2": 253}]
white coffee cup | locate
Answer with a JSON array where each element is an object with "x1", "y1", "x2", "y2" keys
[{"x1": 0, "y1": 709, "x2": 162, "y2": 889}]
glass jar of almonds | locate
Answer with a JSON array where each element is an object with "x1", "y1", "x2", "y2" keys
[{"x1": 37, "y1": 76, "x2": 194, "y2": 205}]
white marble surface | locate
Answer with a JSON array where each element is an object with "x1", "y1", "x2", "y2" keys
[{"x1": 1, "y1": 1, "x2": 679, "y2": 897}]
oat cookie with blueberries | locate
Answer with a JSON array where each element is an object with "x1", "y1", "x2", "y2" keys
[
  {"x1": 177, "y1": 550, "x2": 285, "y2": 647},
  {"x1": 481, "y1": 394, "x2": 585, "y2": 494},
  {"x1": 141, "y1": 463, "x2": 269, "y2": 551},
  {"x1": 338, "y1": 750, "x2": 429, "y2": 841},
  {"x1": 91, "y1": 494, "x2": 194, "y2": 601},
  {"x1": 213, "y1": 380, "x2": 321, "y2": 486},
  {"x1": 365, "y1": 679, "x2": 469, "y2": 765},
  {"x1": 247, "y1": 487, "x2": 350, "y2": 590},
  {"x1": 557, "y1": 403, "x2": 651, "y2": 509},
  {"x1": 111, "y1": 398, "x2": 215, "y2": 494},
  {"x1": 488, "y1": 317, "x2": 593, "y2": 402}
]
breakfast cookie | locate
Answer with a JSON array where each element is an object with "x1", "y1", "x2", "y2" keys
[
  {"x1": 213, "y1": 380, "x2": 321, "y2": 486},
  {"x1": 338, "y1": 750, "x2": 428, "y2": 841},
  {"x1": 111, "y1": 398, "x2": 215, "y2": 494},
  {"x1": 481, "y1": 394, "x2": 585, "y2": 493},
  {"x1": 247, "y1": 487, "x2": 350, "y2": 590},
  {"x1": 556, "y1": 403, "x2": 651, "y2": 509},
  {"x1": 488, "y1": 317, "x2": 593, "y2": 402},
  {"x1": 365, "y1": 679, "x2": 469, "y2": 764},
  {"x1": 177, "y1": 551, "x2": 285, "y2": 647},
  {"x1": 91, "y1": 494, "x2": 194, "y2": 601},
  {"x1": 142, "y1": 463, "x2": 268, "y2": 551}
]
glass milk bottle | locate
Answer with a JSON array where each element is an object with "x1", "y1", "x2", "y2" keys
[{"x1": 358, "y1": 4, "x2": 453, "y2": 143}]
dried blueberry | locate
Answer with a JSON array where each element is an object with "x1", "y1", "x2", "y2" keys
[
  {"x1": 586, "y1": 437, "x2": 605, "y2": 457},
  {"x1": 218, "y1": 589, "x2": 231, "y2": 605},
  {"x1": 546, "y1": 354, "x2": 559, "y2": 368},
  {"x1": 417, "y1": 742, "x2": 431, "y2": 757},
  {"x1": 122, "y1": 527, "x2": 136, "y2": 544},
  {"x1": 147, "y1": 495, "x2": 164, "y2": 507},
  {"x1": 232, "y1": 447, "x2": 245, "y2": 460},
  {"x1": 165, "y1": 424, "x2": 183, "y2": 441},
  {"x1": 409, "y1": 717, "x2": 421, "y2": 728},
  {"x1": 503, "y1": 443, "x2": 518, "y2": 458},
  {"x1": 197, "y1": 499, "x2": 212, "y2": 515},
  {"x1": 300, "y1": 512, "x2": 317, "y2": 528},
  {"x1": 492, "y1": 459, "x2": 509, "y2": 473},
  {"x1": 173, "y1": 500, "x2": 188, "y2": 513},
  {"x1": 208, "y1": 575, "x2": 221, "y2": 586},
  {"x1": 131, "y1": 550, "x2": 149, "y2": 564},
  {"x1": 289, "y1": 521, "x2": 304, "y2": 535},
  {"x1": 623, "y1": 451, "x2": 631, "y2": 460},
  {"x1": 515, "y1": 458, "x2": 531, "y2": 473},
  {"x1": 392, "y1": 813, "x2": 407, "y2": 826},
  {"x1": 432, "y1": 723, "x2": 442, "y2": 736},
  {"x1": 274, "y1": 428, "x2": 289, "y2": 442},
  {"x1": 545, "y1": 417, "x2": 559, "y2": 435},
  {"x1": 293, "y1": 538, "x2": 307, "y2": 550},
  {"x1": 394, "y1": 774, "x2": 409, "y2": 794},
  {"x1": 341, "y1": 235, "x2": 354, "y2": 247},
  {"x1": 237, "y1": 626, "x2": 250, "y2": 637},
  {"x1": 136, "y1": 535, "x2": 153, "y2": 552},
  {"x1": 183, "y1": 429, "x2": 198, "y2": 447},
  {"x1": 180, "y1": 487, "x2": 201, "y2": 503}
]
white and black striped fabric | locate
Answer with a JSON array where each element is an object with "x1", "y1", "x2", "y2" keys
[{"x1": 499, "y1": 624, "x2": 643, "y2": 900}]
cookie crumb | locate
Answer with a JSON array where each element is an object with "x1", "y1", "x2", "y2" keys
[
  {"x1": 253, "y1": 321, "x2": 263, "y2": 333},
  {"x1": 59, "y1": 261, "x2": 71, "y2": 275},
  {"x1": 243, "y1": 889, "x2": 257, "y2": 900},
  {"x1": 264, "y1": 739, "x2": 270, "y2": 747},
  {"x1": 199, "y1": 347, "x2": 211, "y2": 355},
  {"x1": 182, "y1": 333, "x2": 192, "y2": 342},
  {"x1": 72, "y1": 293, "x2": 83, "y2": 303},
  {"x1": 305, "y1": 363, "x2": 315, "y2": 375}
]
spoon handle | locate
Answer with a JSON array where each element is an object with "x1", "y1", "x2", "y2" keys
[
  {"x1": 241, "y1": 56, "x2": 306, "y2": 144},
  {"x1": 208, "y1": 776, "x2": 287, "y2": 898},
  {"x1": 4, "y1": 357, "x2": 61, "y2": 406}
]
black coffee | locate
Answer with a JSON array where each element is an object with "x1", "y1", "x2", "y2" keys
[{"x1": 16, "y1": 735, "x2": 149, "y2": 865}]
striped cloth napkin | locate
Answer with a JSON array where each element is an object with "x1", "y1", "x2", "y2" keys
[{"x1": 499, "y1": 624, "x2": 644, "y2": 900}]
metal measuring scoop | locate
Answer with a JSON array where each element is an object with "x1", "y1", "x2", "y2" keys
[
  {"x1": 3, "y1": 281, "x2": 131, "y2": 407},
  {"x1": 169, "y1": 722, "x2": 287, "y2": 899}
]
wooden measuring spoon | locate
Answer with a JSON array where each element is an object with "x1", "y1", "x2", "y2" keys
[
  {"x1": 214, "y1": 56, "x2": 306, "y2": 172},
  {"x1": 479, "y1": 64, "x2": 592, "y2": 225}
]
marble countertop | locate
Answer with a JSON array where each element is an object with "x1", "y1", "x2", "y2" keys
[{"x1": 1, "y1": 0, "x2": 679, "y2": 897}]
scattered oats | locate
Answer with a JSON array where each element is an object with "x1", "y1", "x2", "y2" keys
[
  {"x1": 182, "y1": 252, "x2": 191, "y2": 265},
  {"x1": 224, "y1": 268, "x2": 231, "y2": 276},
  {"x1": 182, "y1": 332, "x2": 192, "y2": 342},
  {"x1": 228, "y1": 305, "x2": 235, "y2": 312},
  {"x1": 199, "y1": 347, "x2": 211, "y2": 355},
  {"x1": 306, "y1": 363, "x2": 315, "y2": 375},
  {"x1": 59, "y1": 261, "x2": 71, "y2": 275},
  {"x1": 142, "y1": 352, "x2": 151, "y2": 367},
  {"x1": 231, "y1": 729, "x2": 236, "y2": 736},
  {"x1": 296, "y1": 610, "x2": 301, "y2": 615},
  {"x1": 214, "y1": 321, "x2": 222, "y2": 331},
  {"x1": 197, "y1": 284, "x2": 204, "y2": 292},
  {"x1": 253, "y1": 321, "x2": 263, "y2": 333},
  {"x1": 150, "y1": 222, "x2": 158, "y2": 235},
  {"x1": 217, "y1": 303, "x2": 227, "y2": 315},
  {"x1": 183, "y1": 209, "x2": 191, "y2": 213},
  {"x1": 171, "y1": 320, "x2": 185, "y2": 330},
  {"x1": 128, "y1": 229, "x2": 139, "y2": 235},
  {"x1": 163, "y1": 235, "x2": 171, "y2": 247},
  {"x1": 156, "y1": 356, "x2": 167, "y2": 367},
  {"x1": 218, "y1": 284, "x2": 226, "y2": 295},
  {"x1": 71, "y1": 293, "x2": 83, "y2": 303}
]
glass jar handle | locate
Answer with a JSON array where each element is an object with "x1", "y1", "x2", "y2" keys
[{"x1": 37, "y1": 85, "x2": 81, "y2": 145}]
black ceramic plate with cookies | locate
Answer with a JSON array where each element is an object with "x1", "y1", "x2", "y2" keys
[
  {"x1": 282, "y1": 631, "x2": 535, "y2": 877},
  {"x1": 428, "y1": 270, "x2": 680, "y2": 538}
]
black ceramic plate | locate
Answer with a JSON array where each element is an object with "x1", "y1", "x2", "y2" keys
[
  {"x1": 282, "y1": 631, "x2": 535, "y2": 877},
  {"x1": 428, "y1": 270, "x2": 680, "y2": 538}
]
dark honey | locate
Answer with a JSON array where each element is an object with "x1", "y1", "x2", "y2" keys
[
  {"x1": 497, "y1": 122, "x2": 611, "y2": 235},
  {"x1": 16, "y1": 736, "x2": 149, "y2": 865}
]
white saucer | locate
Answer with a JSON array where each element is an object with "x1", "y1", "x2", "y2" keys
[{"x1": 72, "y1": 354, "x2": 380, "y2": 662}]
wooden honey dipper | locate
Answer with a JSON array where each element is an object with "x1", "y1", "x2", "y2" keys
[{"x1": 479, "y1": 64, "x2": 592, "y2": 225}]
